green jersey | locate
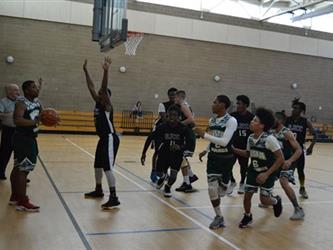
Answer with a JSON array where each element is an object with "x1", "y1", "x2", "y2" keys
[
  {"x1": 247, "y1": 132, "x2": 281, "y2": 172},
  {"x1": 208, "y1": 114, "x2": 234, "y2": 157},
  {"x1": 273, "y1": 127, "x2": 293, "y2": 160},
  {"x1": 15, "y1": 97, "x2": 41, "y2": 137}
]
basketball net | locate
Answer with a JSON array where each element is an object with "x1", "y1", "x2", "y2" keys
[{"x1": 124, "y1": 32, "x2": 143, "y2": 56}]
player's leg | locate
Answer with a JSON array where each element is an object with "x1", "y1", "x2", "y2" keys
[
  {"x1": 297, "y1": 153, "x2": 308, "y2": 198},
  {"x1": 102, "y1": 134, "x2": 120, "y2": 209},
  {"x1": 163, "y1": 155, "x2": 182, "y2": 197},
  {"x1": 175, "y1": 158, "x2": 194, "y2": 192},
  {"x1": 260, "y1": 174, "x2": 282, "y2": 218},
  {"x1": 237, "y1": 155, "x2": 249, "y2": 194},
  {"x1": 239, "y1": 169, "x2": 257, "y2": 228},
  {"x1": 155, "y1": 153, "x2": 169, "y2": 189},
  {"x1": 13, "y1": 136, "x2": 39, "y2": 212},
  {"x1": 85, "y1": 137, "x2": 104, "y2": 198},
  {"x1": 279, "y1": 169, "x2": 304, "y2": 220},
  {"x1": 226, "y1": 157, "x2": 237, "y2": 196}
]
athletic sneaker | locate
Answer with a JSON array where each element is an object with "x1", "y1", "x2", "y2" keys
[
  {"x1": 150, "y1": 171, "x2": 158, "y2": 184},
  {"x1": 227, "y1": 182, "x2": 237, "y2": 196},
  {"x1": 163, "y1": 185, "x2": 172, "y2": 198},
  {"x1": 9, "y1": 194, "x2": 18, "y2": 206},
  {"x1": 189, "y1": 175, "x2": 199, "y2": 184},
  {"x1": 238, "y1": 183, "x2": 245, "y2": 194},
  {"x1": 84, "y1": 190, "x2": 104, "y2": 198},
  {"x1": 16, "y1": 197, "x2": 40, "y2": 212},
  {"x1": 175, "y1": 182, "x2": 193, "y2": 193},
  {"x1": 299, "y1": 187, "x2": 309, "y2": 199},
  {"x1": 101, "y1": 196, "x2": 120, "y2": 209},
  {"x1": 209, "y1": 216, "x2": 225, "y2": 229},
  {"x1": 239, "y1": 213, "x2": 253, "y2": 228},
  {"x1": 0, "y1": 174, "x2": 6, "y2": 180},
  {"x1": 273, "y1": 195, "x2": 283, "y2": 217},
  {"x1": 290, "y1": 207, "x2": 305, "y2": 220},
  {"x1": 218, "y1": 185, "x2": 227, "y2": 197},
  {"x1": 156, "y1": 174, "x2": 168, "y2": 189}
]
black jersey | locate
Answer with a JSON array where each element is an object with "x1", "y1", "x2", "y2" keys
[
  {"x1": 149, "y1": 122, "x2": 193, "y2": 155},
  {"x1": 94, "y1": 102, "x2": 116, "y2": 137},
  {"x1": 179, "y1": 102, "x2": 195, "y2": 128},
  {"x1": 231, "y1": 111, "x2": 254, "y2": 149},
  {"x1": 285, "y1": 116, "x2": 307, "y2": 147},
  {"x1": 15, "y1": 97, "x2": 41, "y2": 138}
]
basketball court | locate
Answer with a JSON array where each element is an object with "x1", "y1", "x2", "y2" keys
[{"x1": 1, "y1": 0, "x2": 333, "y2": 249}]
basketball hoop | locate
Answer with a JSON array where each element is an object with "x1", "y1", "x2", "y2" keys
[{"x1": 124, "y1": 32, "x2": 143, "y2": 56}]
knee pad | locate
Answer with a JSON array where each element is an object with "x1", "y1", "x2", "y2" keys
[{"x1": 208, "y1": 178, "x2": 219, "y2": 200}]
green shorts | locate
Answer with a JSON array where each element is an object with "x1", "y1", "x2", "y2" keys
[
  {"x1": 13, "y1": 134, "x2": 38, "y2": 172},
  {"x1": 245, "y1": 168, "x2": 276, "y2": 196},
  {"x1": 207, "y1": 153, "x2": 236, "y2": 185},
  {"x1": 276, "y1": 163, "x2": 296, "y2": 184}
]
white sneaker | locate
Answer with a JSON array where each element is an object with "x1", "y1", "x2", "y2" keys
[
  {"x1": 227, "y1": 182, "x2": 237, "y2": 196},
  {"x1": 290, "y1": 207, "x2": 305, "y2": 220},
  {"x1": 238, "y1": 183, "x2": 245, "y2": 194}
]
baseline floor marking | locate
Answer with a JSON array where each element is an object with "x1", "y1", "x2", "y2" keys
[
  {"x1": 38, "y1": 155, "x2": 92, "y2": 250},
  {"x1": 86, "y1": 227, "x2": 201, "y2": 236},
  {"x1": 65, "y1": 138, "x2": 240, "y2": 250}
]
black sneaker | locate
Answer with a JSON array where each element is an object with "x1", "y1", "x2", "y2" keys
[
  {"x1": 164, "y1": 185, "x2": 172, "y2": 197},
  {"x1": 299, "y1": 187, "x2": 309, "y2": 199},
  {"x1": 156, "y1": 174, "x2": 167, "y2": 189},
  {"x1": 175, "y1": 182, "x2": 193, "y2": 192},
  {"x1": 101, "y1": 196, "x2": 120, "y2": 209},
  {"x1": 84, "y1": 190, "x2": 104, "y2": 198},
  {"x1": 273, "y1": 195, "x2": 283, "y2": 217},
  {"x1": 189, "y1": 175, "x2": 199, "y2": 184},
  {"x1": 239, "y1": 213, "x2": 253, "y2": 228}
]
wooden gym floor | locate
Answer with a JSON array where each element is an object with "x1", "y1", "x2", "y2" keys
[{"x1": 0, "y1": 134, "x2": 333, "y2": 250}]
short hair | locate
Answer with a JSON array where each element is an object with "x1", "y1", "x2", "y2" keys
[
  {"x1": 167, "y1": 87, "x2": 178, "y2": 95},
  {"x1": 236, "y1": 95, "x2": 250, "y2": 107},
  {"x1": 216, "y1": 95, "x2": 231, "y2": 109},
  {"x1": 176, "y1": 90, "x2": 186, "y2": 98},
  {"x1": 292, "y1": 98, "x2": 306, "y2": 113},
  {"x1": 255, "y1": 107, "x2": 275, "y2": 131},
  {"x1": 167, "y1": 104, "x2": 181, "y2": 116},
  {"x1": 22, "y1": 80, "x2": 35, "y2": 93},
  {"x1": 275, "y1": 110, "x2": 286, "y2": 119}
]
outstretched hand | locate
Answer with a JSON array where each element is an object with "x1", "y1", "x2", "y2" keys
[
  {"x1": 141, "y1": 154, "x2": 146, "y2": 166},
  {"x1": 102, "y1": 57, "x2": 112, "y2": 71}
]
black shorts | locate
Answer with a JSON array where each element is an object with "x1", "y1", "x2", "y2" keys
[
  {"x1": 13, "y1": 134, "x2": 38, "y2": 172},
  {"x1": 156, "y1": 152, "x2": 183, "y2": 173},
  {"x1": 94, "y1": 134, "x2": 120, "y2": 171}
]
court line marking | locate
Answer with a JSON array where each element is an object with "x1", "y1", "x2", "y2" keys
[
  {"x1": 38, "y1": 155, "x2": 92, "y2": 250},
  {"x1": 86, "y1": 227, "x2": 201, "y2": 236},
  {"x1": 176, "y1": 200, "x2": 333, "y2": 210},
  {"x1": 65, "y1": 138, "x2": 240, "y2": 250}
]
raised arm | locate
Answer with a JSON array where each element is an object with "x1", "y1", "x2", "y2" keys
[
  {"x1": 306, "y1": 120, "x2": 317, "y2": 155},
  {"x1": 83, "y1": 59, "x2": 99, "y2": 102},
  {"x1": 100, "y1": 57, "x2": 112, "y2": 94},
  {"x1": 284, "y1": 131, "x2": 302, "y2": 169}
]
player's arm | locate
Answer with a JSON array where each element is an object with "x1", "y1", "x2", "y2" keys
[
  {"x1": 256, "y1": 137, "x2": 284, "y2": 184},
  {"x1": 284, "y1": 131, "x2": 302, "y2": 169},
  {"x1": 141, "y1": 130, "x2": 158, "y2": 165},
  {"x1": 199, "y1": 143, "x2": 210, "y2": 162},
  {"x1": 195, "y1": 117, "x2": 237, "y2": 147},
  {"x1": 83, "y1": 59, "x2": 99, "y2": 102},
  {"x1": 37, "y1": 77, "x2": 44, "y2": 94},
  {"x1": 14, "y1": 101, "x2": 38, "y2": 127},
  {"x1": 180, "y1": 103, "x2": 194, "y2": 125},
  {"x1": 100, "y1": 57, "x2": 112, "y2": 95},
  {"x1": 233, "y1": 147, "x2": 249, "y2": 158},
  {"x1": 306, "y1": 120, "x2": 317, "y2": 155}
]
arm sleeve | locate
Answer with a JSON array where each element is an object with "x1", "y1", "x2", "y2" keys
[
  {"x1": 203, "y1": 117, "x2": 238, "y2": 147},
  {"x1": 265, "y1": 135, "x2": 281, "y2": 152},
  {"x1": 158, "y1": 103, "x2": 165, "y2": 113}
]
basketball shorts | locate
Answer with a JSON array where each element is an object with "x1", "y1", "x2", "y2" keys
[
  {"x1": 245, "y1": 168, "x2": 276, "y2": 196},
  {"x1": 156, "y1": 152, "x2": 183, "y2": 173},
  {"x1": 94, "y1": 134, "x2": 120, "y2": 171},
  {"x1": 13, "y1": 134, "x2": 38, "y2": 172},
  {"x1": 206, "y1": 153, "x2": 236, "y2": 185}
]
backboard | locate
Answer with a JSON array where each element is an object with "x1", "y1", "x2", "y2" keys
[{"x1": 92, "y1": 0, "x2": 128, "y2": 52}]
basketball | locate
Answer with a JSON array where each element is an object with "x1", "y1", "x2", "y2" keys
[{"x1": 40, "y1": 108, "x2": 60, "y2": 127}]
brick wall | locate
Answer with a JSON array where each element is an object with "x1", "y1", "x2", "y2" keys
[{"x1": 1, "y1": 16, "x2": 332, "y2": 122}]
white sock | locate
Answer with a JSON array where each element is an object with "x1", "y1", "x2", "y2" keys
[
  {"x1": 271, "y1": 197, "x2": 278, "y2": 205},
  {"x1": 184, "y1": 176, "x2": 190, "y2": 185},
  {"x1": 95, "y1": 168, "x2": 103, "y2": 184},
  {"x1": 188, "y1": 168, "x2": 194, "y2": 177},
  {"x1": 104, "y1": 170, "x2": 116, "y2": 188},
  {"x1": 214, "y1": 206, "x2": 222, "y2": 217}
]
